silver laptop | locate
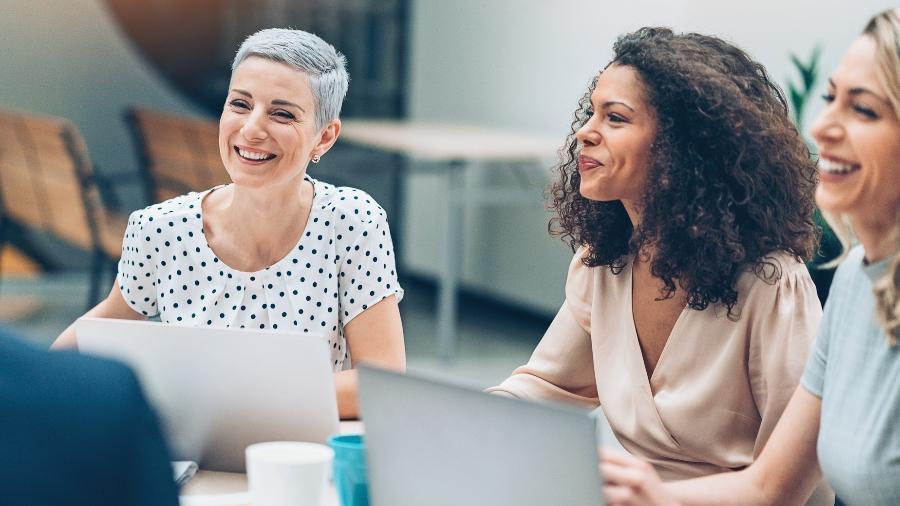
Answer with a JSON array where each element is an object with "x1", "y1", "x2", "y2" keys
[
  {"x1": 75, "y1": 317, "x2": 339, "y2": 472},
  {"x1": 358, "y1": 366, "x2": 604, "y2": 506}
]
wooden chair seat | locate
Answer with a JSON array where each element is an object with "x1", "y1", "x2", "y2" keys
[
  {"x1": 126, "y1": 106, "x2": 228, "y2": 204},
  {"x1": 1, "y1": 245, "x2": 40, "y2": 277},
  {"x1": 0, "y1": 108, "x2": 127, "y2": 306}
]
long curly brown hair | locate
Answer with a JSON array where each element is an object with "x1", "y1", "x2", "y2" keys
[{"x1": 549, "y1": 27, "x2": 819, "y2": 316}]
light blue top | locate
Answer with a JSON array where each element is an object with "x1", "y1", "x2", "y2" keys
[{"x1": 801, "y1": 245, "x2": 900, "y2": 505}]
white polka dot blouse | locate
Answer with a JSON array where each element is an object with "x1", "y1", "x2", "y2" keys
[{"x1": 117, "y1": 175, "x2": 404, "y2": 371}]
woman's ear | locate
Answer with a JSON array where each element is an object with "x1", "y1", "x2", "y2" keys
[{"x1": 313, "y1": 119, "x2": 342, "y2": 158}]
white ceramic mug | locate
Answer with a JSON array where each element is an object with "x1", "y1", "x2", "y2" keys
[{"x1": 245, "y1": 441, "x2": 334, "y2": 506}]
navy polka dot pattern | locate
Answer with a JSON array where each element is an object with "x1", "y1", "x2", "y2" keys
[{"x1": 117, "y1": 175, "x2": 403, "y2": 371}]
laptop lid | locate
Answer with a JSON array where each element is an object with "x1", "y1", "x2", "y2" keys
[
  {"x1": 358, "y1": 366, "x2": 604, "y2": 506},
  {"x1": 75, "y1": 317, "x2": 339, "y2": 472}
]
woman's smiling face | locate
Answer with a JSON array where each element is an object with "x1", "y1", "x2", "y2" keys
[
  {"x1": 219, "y1": 56, "x2": 333, "y2": 189},
  {"x1": 811, "y1": 35, "x2": 900, "y2": 222},
  {"x1": 575, "y1": 64, "x2": 657, "y2": 217}
]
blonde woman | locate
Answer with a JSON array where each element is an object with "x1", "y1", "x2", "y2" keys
[{"x1": 601, "y1": 8, "x2": 900, "y2": 505}]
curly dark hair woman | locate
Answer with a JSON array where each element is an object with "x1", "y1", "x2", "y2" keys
[
  {"x1": 489, "y1": 28, "x2": 830, "y2": 498},
  {"x1": 550, "y1": 27, "x2": 818, "y2": 315}
]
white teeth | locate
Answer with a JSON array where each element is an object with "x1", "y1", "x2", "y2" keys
[
  {"x1": 818, "y1": 158, "x2": 860, "y2": 175},
  {"x1": 237, "y1": 148, "x2": 274, "y2": 161}
]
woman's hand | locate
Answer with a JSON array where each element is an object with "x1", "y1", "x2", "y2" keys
[{"x1": 601, "y1": 448, "x2": 680, "y2": 506}]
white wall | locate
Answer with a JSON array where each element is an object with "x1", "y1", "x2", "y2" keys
[
  {"x1": 0, "y1": 0, "x2": 202, "y2": 181},
  {"x1": 403, "y1": 0, "x2": 895, "y2": 316}
]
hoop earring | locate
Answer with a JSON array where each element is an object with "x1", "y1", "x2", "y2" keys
[{"x1": 311, "y1": 154, "x2": 321, "y2": 164}]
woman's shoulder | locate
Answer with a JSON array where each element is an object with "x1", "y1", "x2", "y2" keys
[
  {"x1": 312, "y1": 177, "x2": 388, "y2": 226},
  {"x1": 739, "y1": 249, "x2": 809, "y2": 283},
  {"x1": 832, "y1": 244, "x2": 866, "y2": 281},
  {"x1": 735, "y1": 250, "x2": 817, "y2": 306},
  {"x1": 126, "y1": 190, "x2": 205, "y2": 227},
  {"x1": 755, "y1": 250, "x2": 810, "y2": 278},
  {"x1": 564, "y1": 246, "x2": 599, "y2": 328},
  {"x1": 820, "y1": 244, "x2": 870, "y2": 304}
]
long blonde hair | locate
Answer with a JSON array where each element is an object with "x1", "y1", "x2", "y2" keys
[{"x1": 825, "y1": 8, "x2": 900, "y2": 345}]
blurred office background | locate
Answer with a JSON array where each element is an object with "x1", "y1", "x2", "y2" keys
[{"x1": 0, "y1": 0, "x2": 894, "y2": 387}]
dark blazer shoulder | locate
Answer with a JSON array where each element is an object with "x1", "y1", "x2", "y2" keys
[
  {"x1": 0, "y1": 330, "x2": 179, "y2": 506},
  {"x1": 1, "y1": 332, "x2": 143, "y2": 426}
]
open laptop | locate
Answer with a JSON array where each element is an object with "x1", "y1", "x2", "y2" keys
[
  {"x1": 75, "y1": 317, "x2": 339, "y2": 472},
  {"x1": 358, "y1": 366, "x2": 604, "y2": 506}
]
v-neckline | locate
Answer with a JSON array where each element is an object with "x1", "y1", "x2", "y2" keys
[{"x1": 626, "y1": 259, "x2": 690, "y2": 392}]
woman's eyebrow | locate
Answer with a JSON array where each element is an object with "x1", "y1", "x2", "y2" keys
[
  {"x1": 848, "y1": 88, "x2": 890, "y2": 104},
  {"x1": 828, "y1": 78, "x2": 891, "y2": 105},
  {"x1": 602, "y1": 100, "x2": 636, "y2": 112},
  {"x1": 272, "y1": 99, "x2": 305, "y2": 112},
  {"x1": 229, "y1": 90, "x2": 306, "y2": 113}
]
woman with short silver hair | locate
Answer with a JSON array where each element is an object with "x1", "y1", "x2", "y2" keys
[{"x1": 54, "y1": 28, "x2": 406, "y2": 419}]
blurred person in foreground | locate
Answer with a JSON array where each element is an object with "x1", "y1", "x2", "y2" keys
[
  {"x1": 1, "y1": 327, "x2": 178, "y2": 505},
  {"x1": 488, "y1": 26, "x2": 831, "y2": 503},
  {"x1": 52, "y1": 28, "x2": 405, "y2": 419},
  {"x1": 601, "y1": 9, "x2": 900, "y2": 505}
]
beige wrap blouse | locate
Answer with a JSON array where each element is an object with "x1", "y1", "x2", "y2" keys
[{"x1": 488, "y1": 247, "x2": 822, "y2": 480}]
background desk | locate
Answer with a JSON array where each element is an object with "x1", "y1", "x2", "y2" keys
[
  {"x1": 339, "y1": 120, "x2": 560, "y2": 359},
  {"x1": 179, "y1": 421, "x2": 363, "y2": 506}
]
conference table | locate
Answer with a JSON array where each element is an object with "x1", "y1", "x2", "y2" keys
[
  {"x1": 339, "y1": 119, "x2": 560, "y2": 360},
  {"x1": 179, "y1": 421, "x2": 364, "y2": 506}
]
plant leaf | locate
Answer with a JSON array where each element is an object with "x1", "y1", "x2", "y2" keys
[{"x1": 788, "y1": 84, "x2": 804, "y2": 122}]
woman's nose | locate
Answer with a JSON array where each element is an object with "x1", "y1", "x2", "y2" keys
[
  {"x1": 576, "y1": 117, "x2": 599, "y2": 146},
  {"x1": 240, "y1": 110, "x2": 268, "y2": 141},
  {"x1": 810, "y1": 106, "x2": 842, "y2": 147}
]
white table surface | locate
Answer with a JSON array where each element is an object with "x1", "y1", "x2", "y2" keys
[
  {"x1": 339, "y1": 119, "x2": 561, "y2": 161},
  {"x1": 179, "y1": 421, "x2": 363, "y2": 506}
]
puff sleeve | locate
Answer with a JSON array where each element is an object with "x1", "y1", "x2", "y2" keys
[
  {"x1": 117, "y1": 209, "x2": 159, "y2": 317},
  {"x1": 486, "y1": 247, "x2": 600, "y2": 409},
  {"x1": 336, "y1": 202, "x2": 404, "y2": 327},
  {"x1": 745, "y1": 256, "x2": 822, "y2": 457}
]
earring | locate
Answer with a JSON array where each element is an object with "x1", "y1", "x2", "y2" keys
[{"x1": 311, "y1": 154, "x2": 321, "y2": 164}]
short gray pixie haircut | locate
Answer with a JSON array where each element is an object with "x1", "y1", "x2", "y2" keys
[{"x1": 232, "y1": 28, "x2": 349, "y2": 130}]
